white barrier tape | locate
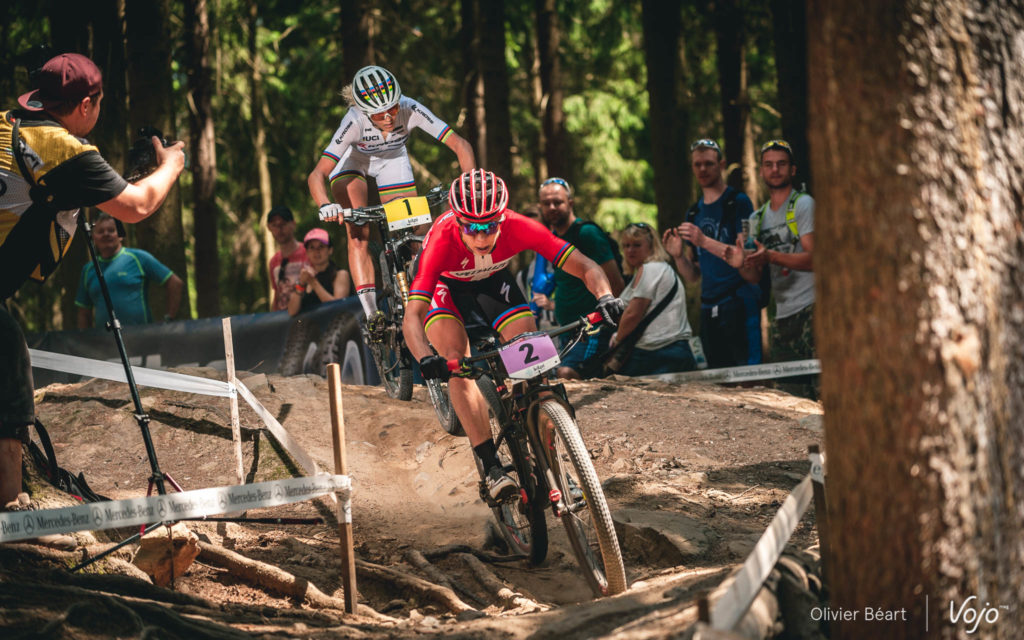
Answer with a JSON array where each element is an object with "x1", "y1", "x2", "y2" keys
[
  {"x1": 0, "y1": 474, "x2": 350, "y2": 544},
  {"x1": 647, "y1": 358, "x2": 820, "y2": 385},
  {"x1": 29, "y1": 349, "x2": 235, "y2": 398},
  {"x1": 234, "y1": 377, "x2": 321, "y2": 479},
  {"x1": 710, "y1": 475, "x2": 813, "y2": 630},
  {"x1": 809, "y1": 451, "x2": 826, "y2": 485}
]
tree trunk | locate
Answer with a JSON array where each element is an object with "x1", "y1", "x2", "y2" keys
[
  {"x1": 641, "y1": 0, "x2": 685, "y2": 231},
  {"x1": 248, "y1": 0, "x2": 274, "y2": 310},
  {"x1": 339, "y1": 0, "x2": 372, "y2": 82},
  {"x1": 183, "y1": 0, "x2": 219, "y2": 318},
  {"x1": 714, "y1": 0, "x2": 747, "y2": 193},
  {"x1": 461, "y1": 0, "x2": 485, "y2": 167},
  {"x1": 769, "y1": 0, "x2": 810, "y2": 192},
  {"x1": 124, "y1": 0, "x2": 189, "y2": 320},
  {"x1": 535, "y1": 0, "x2": 566, "y2": 179},
  {"x1": 809, "y1": 2, "x2": 1024, "y2": 638},
  {"x1": 478, "y1": 0, "x2": 512, "y2": 183}
]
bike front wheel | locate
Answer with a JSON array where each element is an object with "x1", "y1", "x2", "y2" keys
[
  {"x1": 366, "y1": 309, "x2": 413, "y2": 400},
  {"x1": 475, "y1": 376, "x2": 547, "y2": 565},
  {"x1": 539, "y1": 399, "x2": 627, "y2": 596},
  {"x1": 426, "y1": 378, "x2": 464, "y2": 437}
]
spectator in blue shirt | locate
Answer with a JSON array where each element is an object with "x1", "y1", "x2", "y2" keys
[{"x1": 75, "y1": 213, "x2": 183, "y2": 328}]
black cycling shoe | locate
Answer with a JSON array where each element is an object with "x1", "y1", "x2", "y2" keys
[{"x1": 486, "y1": 466, "x2": 519, "y2": 503}]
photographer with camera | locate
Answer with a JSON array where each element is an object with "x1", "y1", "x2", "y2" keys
[{"x1": 0, "y1": 53, "x2": 184, "y2": 520}]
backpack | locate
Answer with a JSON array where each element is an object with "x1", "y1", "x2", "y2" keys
[
  {"x1": 685, "y1": 187, "x2": 742, "y2": 235},
  {"x1": 28, "y1": 419, "x2": 109, "y2": 503},
  {"x1": 749, "y1": 189, "x2": 809, "y2": 308},
  {"x1": 562, "y1": 219, "x2": 624, "y2": 276}
]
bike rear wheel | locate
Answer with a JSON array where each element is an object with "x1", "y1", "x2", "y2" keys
[
  {"x1": 475, "y1": 376, "x2": 547, "y2": 565},
  {"x1": 539, "y1": 399, "x2": 627, "y2": 596},
  {"x1": 366, "y1": 305, "x2": 413, "y2": 400}
]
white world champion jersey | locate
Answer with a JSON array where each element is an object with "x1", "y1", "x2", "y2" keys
[{"x1": 320, "y1": 96, "x2": 453, "y2": 161}]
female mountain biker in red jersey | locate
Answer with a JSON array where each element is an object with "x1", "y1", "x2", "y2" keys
[{"x1": 401, "y1": 169, "x2": 623, "y2": 500}]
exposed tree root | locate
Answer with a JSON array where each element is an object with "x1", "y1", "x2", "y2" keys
[
  {"x1": 457, "y1": 553, "x2": 546, "y2": 612},
  {"x1": 197, "y1": 541, "x2": 390, "y2": 620},
  {"x1": 404, "y1": 548, "x2": 488, "y2": 607},
  {"x1": 422, "y1": 543, "x2": 524, "y2": 563},
  {"x1": 355, "y1": 557, "x2": 484, "y2": 617}
]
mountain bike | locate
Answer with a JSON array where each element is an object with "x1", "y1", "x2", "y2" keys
[
  {"x1": 447, "y1": 313, "x2": 628, "y2": 597},
  {"x1": 341, "y1": 187, "x2": 462, "y2": 434}
]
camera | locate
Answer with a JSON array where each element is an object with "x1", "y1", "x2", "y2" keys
[{"x1": 123, "y1": 126, "x2": 178, "y2": 182}]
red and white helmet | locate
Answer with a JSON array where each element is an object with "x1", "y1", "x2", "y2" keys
[{"x1": 448, "y1": 170, "x2": 509, "y2": 222}]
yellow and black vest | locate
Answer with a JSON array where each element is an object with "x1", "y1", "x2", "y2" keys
[{"x1": 0, "y1": 111, "x2": 110, "y2": 299}]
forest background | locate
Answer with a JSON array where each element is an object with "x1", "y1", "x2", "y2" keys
[{"x1": 1, "y1": 0, "x2": 807, "y2": 330}]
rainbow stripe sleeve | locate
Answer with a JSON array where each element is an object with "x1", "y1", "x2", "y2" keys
[{"x1": 553, "y1": 243, "x2": 575, "y2": 268}]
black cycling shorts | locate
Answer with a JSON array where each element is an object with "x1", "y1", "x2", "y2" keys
[
  {"x1": 422, "y1": 270, "x2": 532, "y2": 335},
  {"x1": 1, "y1": 303, "x2": 34, "y2": 441}
]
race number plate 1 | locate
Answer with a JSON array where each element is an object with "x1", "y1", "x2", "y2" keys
[
  {"x1": 499, "y1": 334, "x2": 560, "y2": 379},
  {"x1": 384, "y1": 195, "x2": 432, "y2": 231}
]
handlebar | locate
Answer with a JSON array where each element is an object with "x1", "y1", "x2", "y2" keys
[
  {"x1": 337, "y1": 184, "x2": 450, "y2": 226},
  {"x1": 446, "y1": 311, "x2": 605, "y2": 375}
]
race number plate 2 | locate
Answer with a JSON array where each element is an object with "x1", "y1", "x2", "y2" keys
[
  {"x1": 384, "y1": 195, "x2": 432, "y2": 231},
  {"x1": 499, "y1": 334, "x2": 560, "y2": 379}
]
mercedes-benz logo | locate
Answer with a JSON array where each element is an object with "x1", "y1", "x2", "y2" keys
[
  {"x1": 274, "y1": 486, "x2": 284, "y2": 501},
  {"x1": 218, "y1": 494, "x2": 228, "y2": 511},
  {"x1": 158, "y1": 500, "x2": 167, "y2": 519},
  {"x1": 92, "y1": 507, "x2": 103, "y2": 526},
  {"x1": 22, "y1": 515, "x2": 34, "y2": 535}
]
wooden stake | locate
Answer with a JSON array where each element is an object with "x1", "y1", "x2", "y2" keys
[
  {"x1": 808, "y1": 444, "x2": 830, "y2": 595},
  {"x1": 697, "y1": 590, "x2": 711, "y2": 623},
  {"x1": 222, "y1": 318, "x2": 244, "y2": 485},
  {"x1": 327, "y1": 363, "x2": 357, "y2": 614}
]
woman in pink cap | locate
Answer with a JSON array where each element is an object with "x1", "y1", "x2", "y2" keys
[{"x1": 287, "y1": 228, "x2": 351, "y2": 316}]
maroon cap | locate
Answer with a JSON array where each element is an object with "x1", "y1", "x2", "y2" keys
[{"x1": 18, "y1": 53, "x2": 103, "y2": 112}]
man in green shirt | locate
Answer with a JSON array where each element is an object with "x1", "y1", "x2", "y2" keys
[{"x1": 538, "y1": 177, "x2": 624, "y2": 378}]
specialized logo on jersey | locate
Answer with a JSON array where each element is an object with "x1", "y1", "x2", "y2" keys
[
  {"x1": 447, "y1": 254, "x2": 512, "y2": 280},
  {"x1": 460, "y1": 257, "x2": 469, "y2": 269},
  {"x1": 500, "y1": 282, "x2": 511, "y2": 302}
]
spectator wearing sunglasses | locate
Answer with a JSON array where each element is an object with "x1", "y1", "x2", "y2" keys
[
  {"x1": 663, "y1": 138, "x2": 761, "y2": 369},
  {"x1": 539, "y1": 177, "x2": 625, "y2": 379},
  {"x1": 608, "y1": 222, "x2": 696, "y2": 375},
  {"x1": 732, "y1": 139, "x2": 817, "y2": 399},
  {"x1": 309, "y1": 65, "x2": 476, "y2": 326},
  {"x1": 403, "y1": 170, "x2": 623, "y2": 503}
]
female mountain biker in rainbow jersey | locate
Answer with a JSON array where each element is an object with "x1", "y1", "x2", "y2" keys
[
  {"x1": 401, "y1": 169, "x2": 624, "y2": 501},
  {"x1": 308, "y1": 65, "x2": 476, "y2": 322}
]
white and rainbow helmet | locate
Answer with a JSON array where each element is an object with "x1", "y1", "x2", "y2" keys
[{"x1": 351, "y1": 65, "x2": 401, "y2": 115}]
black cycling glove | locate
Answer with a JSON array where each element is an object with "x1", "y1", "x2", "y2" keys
[
  {"x1": 419, "y1": 355, "x2": 451, "y2": 381},
  {"x1": 596, "y1": 294, "x2": 625, "y2": 327}
]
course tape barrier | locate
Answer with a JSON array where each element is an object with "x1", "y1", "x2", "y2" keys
[
  {"x1": 29, "y1": 349, "x2": 235, "y2": 398},
  {"x1": 0, "y1": 474, "x2": 350, "y2": 544},
  {"x1": 646, "y1": 358, "x2": 820, "y2": 385},
  {"x1": 234, "y1": 377, "x2": 322, "y2": 479},
  {"x1": 809, "y1": 451, "x2": 826, "y2": 485},
  {"x1": 710, "y1": 474, "x2": 813, "y2": 630}
]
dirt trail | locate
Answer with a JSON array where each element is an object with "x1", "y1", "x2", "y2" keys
[{"x1": 8, "y1": 369, "x2": 824, "y2": 638}]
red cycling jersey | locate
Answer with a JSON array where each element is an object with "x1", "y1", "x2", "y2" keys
[{"x1": 409, "y1": 210, "x2": 575, "y2": 304}]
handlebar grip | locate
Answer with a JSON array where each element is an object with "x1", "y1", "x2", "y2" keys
[
  {"x1": 586, "y1": 311, "x2": 603, "y2": 325},
  {"x1": 446, "y1": 359, "x2": 461, "y2": 372}
]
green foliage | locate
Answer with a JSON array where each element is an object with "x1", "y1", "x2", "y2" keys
[{"x1": 3, "y1": 0, "x2": 790, "y2": 331}]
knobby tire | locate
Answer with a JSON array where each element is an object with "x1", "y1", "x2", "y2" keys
[{"x1": 539, "y1": 399, "x2": 627, "y2": 596}]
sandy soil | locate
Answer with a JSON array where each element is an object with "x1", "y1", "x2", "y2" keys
[{"x1": 5, "y1": 368, "x2": 824, "y2": 638}]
